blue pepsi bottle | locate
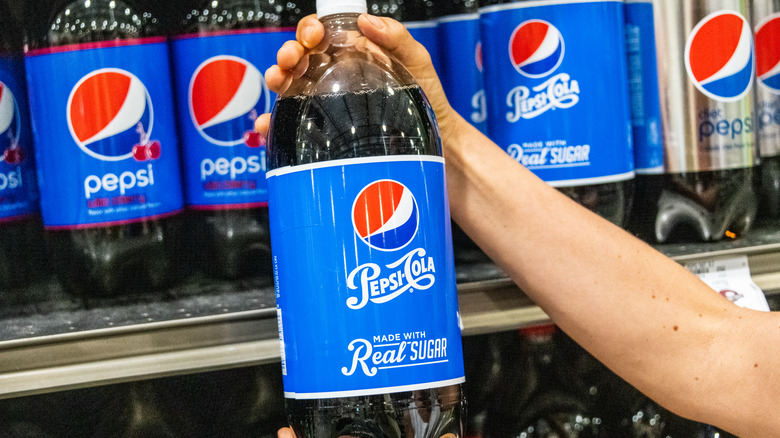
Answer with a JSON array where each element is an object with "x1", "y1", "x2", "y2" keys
[
  {"x1": 24, "y1": 0, "x2": 186, "y2": 296},
  {"x1": 170, "y1": 0, "x2": 310, "y2": 279},
  {"x1": 266, "y1": 0, "x2": 466, "y2": 436},
  {"x1": 403, "y1": 0, "x2": 442, "y2": 74},
  {"x1": 0, "y1": 1, "x2": 47, "y2": 292},
  {"x1": 436, "y1": 0, "x2": 488, "y2": 259},
  {"x1": 479, "y1": 0, "x2": 635, "y2": 227},
  {"x1": 437, "y1": 0, "x2": 486, "y2": 134}
]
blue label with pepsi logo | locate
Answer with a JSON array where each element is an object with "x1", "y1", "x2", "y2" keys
[
  {"x1": 25, "y1": 39, "x2": 184, "y2": 229},
  {"x1": 625, "y1": 0, "x2": 663, "y2": 174},
  {"x1": 267, "y1": 156, "x2": 465, "y2": 398},
  {"x1": 480, "y1": 0, "x2": 634, "y2": 186},
  {"x1": 0, "y1": 55, "x2": 39, "y2": 222},
  {"x1": 438, "y1": 13, "x2": 488, "y2": 134},
  {"x1": 172, "y1": 29, "x2": 294, "y2": 209}
]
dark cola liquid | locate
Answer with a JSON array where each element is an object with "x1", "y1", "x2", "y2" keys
[
  {"x1": 269, "y1": 85, "x2": 440, "y2": 169},
  {"x1": 268, "y1": 86, "x2": 464, "y2": 437},
  {"x1": 629, "y1": 169, "x2": 755, "y2": 243},
  {"x1": 27, "y1": 0, "x2": 185, "y2": 296},
  {"x1": 759, "y1": 155, "x2": 780, "y2": 219}
]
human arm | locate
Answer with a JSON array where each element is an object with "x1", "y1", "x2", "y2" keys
[{"x1": 259, "y1": 14, "x2": 780, "y2": 437}]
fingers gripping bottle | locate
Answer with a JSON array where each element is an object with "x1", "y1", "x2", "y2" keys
[
  {"x1": 631, "y1": 0, "x2": 759, "y2": 242},
  {"x1": 24, "y1": 0, "x2": 186, "y2": 296},
  {"x1": 170, "y1": 0, "x2": 308, "y2": 279},
  {"x1": 479, "y1": 0, "x2": 635, "y2": 227},
  {"x1": 754, "y1": 0, "x2": 780, "y2": 218},
  {"x1": 266, "y1": 0, "x2": 467, "y2": 436}
]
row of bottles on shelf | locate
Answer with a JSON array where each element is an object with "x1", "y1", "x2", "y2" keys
[
  {"x1": 464, "y1": 326, "x2": 739, "y2": 438},
  {"x1": 2, "y1": 321, "x2": 756, "y2": 438},
  {"x1": 0, "y1": 0, "x2": 771, "y2": 300},
  {"x1": 0, "y1": 0, "x2": 776, "y2": 299}
]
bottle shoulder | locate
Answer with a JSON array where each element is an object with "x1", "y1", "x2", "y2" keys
[
  {"x1": 285, "y1": 37, "x2": 417, "y2": 97},
  {"x1": 27, "y1": 0, "x2": 162, "y2": 49},
  {"x1": 180, "y1": 0, "x2": 308, "y2": 33}
]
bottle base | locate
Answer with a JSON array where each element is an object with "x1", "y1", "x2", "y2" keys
[
  {"x1": 46, "y1": 216, "x2": 186, "y2": 297},
  {"x1": 286, "y1": 385, "x2": 465, "y2": 438},
  {"x1": 629, "y1": 170, "x2": 757, "y2": 243},
  {"x1": 188, "y1": 208, "x2": 272, "y2": 280},
  {"x1": 557, "y1": 179, "x2": 633, "y2": 228}
]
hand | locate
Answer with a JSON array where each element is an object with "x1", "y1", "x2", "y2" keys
[{"x1": 254, "y1": 13, "x2": 458, "y2": 144}]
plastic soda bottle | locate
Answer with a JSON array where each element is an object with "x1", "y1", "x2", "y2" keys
[
  {"x1": 24, "y1": 0, "x2": 186, "y2": 296},
  {"x1": 266, "y1": 0, "x2": 467, "y2": 435}
]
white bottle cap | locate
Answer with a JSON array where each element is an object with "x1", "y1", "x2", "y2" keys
[{"x1": 317, "y1": 0, "x2": 367, "y2": 17}]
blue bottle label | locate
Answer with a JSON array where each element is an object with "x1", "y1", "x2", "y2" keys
[
  {"x1": 268, "y1": 156, "x2": 465, "y2": 398},
  {"x1": 438, "y1": 13, "x2": 488, "y2": 134},
  {"x1": 480, "y1": 0, "x2": 634, "y2": 186},
  {"x1": 25, "y1": 39, "x2": 184, "y2": 229},
  {"x1": 0, "y1": 54, "x2": 39, "y2": 221},
  {"x1": 171, "y1": 29, "x2": 294, "y2": 209},
  {"x1": 625, "y1": 0, "x2": 663, "y2": 174}
]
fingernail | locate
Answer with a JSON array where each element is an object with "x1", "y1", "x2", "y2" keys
[{"x1": 364, "y1": 14, "x2": 384, "y2": 29}]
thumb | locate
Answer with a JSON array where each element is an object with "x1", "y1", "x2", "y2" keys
[{"x1": 357, "y1": 14, "x2": 434, "y2": 74}]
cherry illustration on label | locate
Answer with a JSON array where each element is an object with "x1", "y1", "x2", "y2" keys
[
  {"x1": 132, "y1": 122, "x2": 161, "y2": 162},
  {"x1": 3, "y1": 147, "x2": 24, "y2": 165},
  {"x1": 243, "y1": 109, "x2": 263, "y2": 148}
]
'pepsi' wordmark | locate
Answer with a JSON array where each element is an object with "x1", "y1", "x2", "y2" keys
[
  {"x1": 685, "y1": 11, "x2": 754, "y2": 102},
  {"x1": 268, "y1": 156, "x2": 464, "y2": 398},
  {"x1": 480, "y1": 0, "x2": 633, "y2": 186},
  {"x1": 172, "y1": 30, "x2": 293, "y2": 209},
  {"x1": 438, "y1": 13, "x2": 487, "y2": 134},
  {"x1": 25, "y1": 40, "x2": 183, "y2": 229},
  {"x1": 0, "y1": 55, "x2": 39, "y2": 221}
]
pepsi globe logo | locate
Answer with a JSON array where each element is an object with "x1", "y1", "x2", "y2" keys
[
  {"x1": 352, "y1": 180, "x2": 419, "y2": 252},
  {"x1": 685, "y1": 11, "x2": 754, "y2": 102},
  {"x1": 189, "y1": 55, "x2": 269, "y2": 148},
  {"x1": 67, "y1": 68, "x2": 160, "y2": 162},
  {"x1": 509, "y1": 20, "x2": 564, "y2": 78},
  {"x1": 755, "y1": 13, "x2": 780, "y2": 94},
  {"x1": 0, "y1": 82, "x2": 24, "y2": 165}
]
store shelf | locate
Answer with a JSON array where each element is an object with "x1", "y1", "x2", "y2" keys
[{"x1": 3, "y1": 222, "x2": 780, "y2": 399}]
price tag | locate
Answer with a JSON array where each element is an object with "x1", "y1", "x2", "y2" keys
[{"x1": 684, "y1": 255, "x2": 769, "y2": 312}]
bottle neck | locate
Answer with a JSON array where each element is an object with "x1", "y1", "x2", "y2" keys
[{"x1": 320, "y1": 13, "x2": 361, "y2": 47}]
